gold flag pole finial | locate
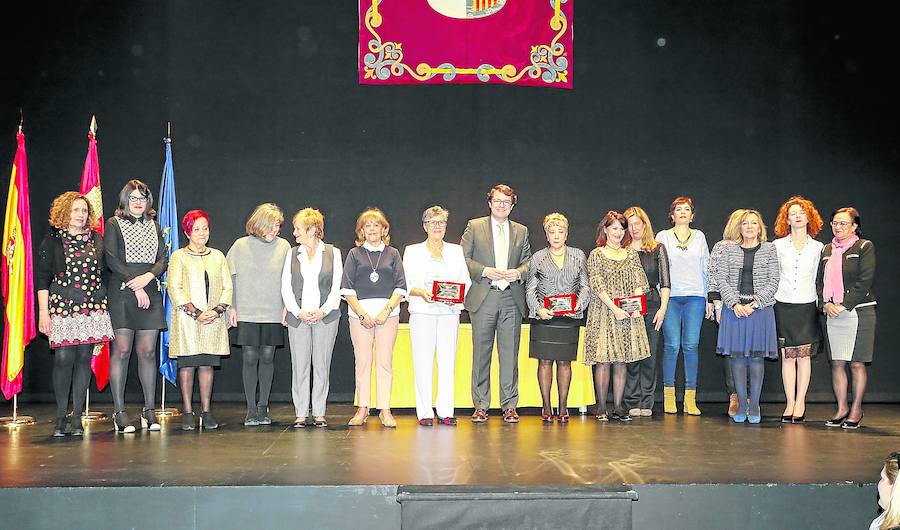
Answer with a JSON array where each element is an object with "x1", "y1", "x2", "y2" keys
[
  {"x1": 167, "y1": 121, "x2": 171, "y2": 139},
  {"x1": 90, "y1": 115, "x2": 97, "y2": 135},
  {"x1": 18, "y1": 108, "x2": 23, "y2": 134}
]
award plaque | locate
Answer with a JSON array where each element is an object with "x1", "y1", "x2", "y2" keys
[
  {"x1": 432, "y1": 281, "x2": 465, "y2": 303},
  {"x1": 544, "y1": 294, "x2": 577, "y2": 315},
  {"x1": 614, "y1": 294, "x2": 647, "y2": 316}
]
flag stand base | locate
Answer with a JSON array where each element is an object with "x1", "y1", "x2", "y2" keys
[
  {"x1": 0, "y1": 415, "x2": 36, "y2": 428},
  {"x1": 157, "y1": 407, "x2": 181, "y2": 417},
  {"x1": 82, "y1": 411, "x2": 108, "y2": 422}
]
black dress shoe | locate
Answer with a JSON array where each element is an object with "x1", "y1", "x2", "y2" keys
[
  {"x1": 781, "y1": 415, "x2": 792, "y2": 423},
  {"x1": 70, "y1": 414, "x2": 84, "y2": 436},
  {"x1": 842, "y1": 413, "x2": 863, "y2": 430},
  {"x1": 791, "y1": 415, "x2": 805, "y2": 424},
  {"x1": 824, "y1": 413, "x2": 849, "y2": 427},
  {"x1": 52, "y1": 417, "x2": 67, "y2": 437}
]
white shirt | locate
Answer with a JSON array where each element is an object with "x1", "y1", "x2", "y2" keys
[
  {"x1": 403, "y1": 241, "x2": 472, "y2": 316},
  {"x1": 656, "y1": 229, "x2": 709, "y2": 298},
  {"x1": 773, "y1": 235, "x2": 824, "y2": 304},
  {"x1": 280, "y1": 241, "x2": 343, "y2": 317},
  {"x1": 489, "y1": 216, "x2": 512, "y2": 287}
]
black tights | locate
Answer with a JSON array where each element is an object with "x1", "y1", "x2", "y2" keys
[
  {"x1": 730, "y1": 358, "x2": 765, "y2": 416},
  {"x1": 52, "y1": 344, "x2": 94, "y2": 418},
  {"x1": 110, "y1": 328, "x2": 159, "y2": 411},
  {"x1": 179, "y1": 366, "x2": 214, "y2": 413},
  {"x1": 242, "y1": 345, "x2": 276, "y2": 412},
  {"x1": 594, "y1": 362, "x2": 627, "y2": 414},
  {"x1": 537, "y1": 360, "x2": 572, "y2": 414}
]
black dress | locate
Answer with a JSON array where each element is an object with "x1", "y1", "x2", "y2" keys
[{"x1": 104, "y1": 216, "x2": 168, "y2": 330}]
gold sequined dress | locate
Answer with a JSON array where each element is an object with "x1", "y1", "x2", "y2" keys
[{"x1": 582, "y1": 247, "x2": 651, "y2": 364}]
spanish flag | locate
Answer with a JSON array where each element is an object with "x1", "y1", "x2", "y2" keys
[{"x1": 1, "y1": 131, "x2": 35, "y2": 400}]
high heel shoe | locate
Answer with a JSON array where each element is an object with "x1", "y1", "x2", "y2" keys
[
  {"x1": 379, "y1": 411, "x2": 397, "y2": 428},
  {"x1": 558, "y1": 410, "x2": 570, "y2": 424},
  {"x1": 732, "y1": 409, "x2": 748, "y2": 423},
  {"x1": 141, "y1": 408, "x2": 161, "y2": 431},
  {"x1": 348, "y1": 408, "x2": 368, "y2": 426},
  {"x1": 781, "y1": 415, "x2": 792, "y2": 423},
  {"x1": 199, "y1": 411, "x2": 218, "y2": 430},
  {"x1": 541, "y1": 410, "x2": 555, "y2": 424},
  {"x1": 824, "y1": 412, "x2": 849, "y2": 427},
  {"x1": 113, "y1": 411, "x2": 136, "y2": 433},
  {"x1": 748, "y1": 412, "x2": 762, "y2": 424},
  {"x1": 52, "y1": 417, "x2": 67, "y2": 437},
  {"x1": 842, "y1": 413, "x2": 864, "y2": 430},
  {"x1": 70, "y1": 413, "x2": 84, "y2": 436},
  {"x1": 791, "y1": 415, "x2": 805, "y2": 424},
  {"x1": 181, "y1": 411, "x2": 196, "y2": 431}
]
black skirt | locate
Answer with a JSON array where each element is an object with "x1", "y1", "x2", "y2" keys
[
  {"x1": 231, "y1": 321, "x2": 285, "y2": 347},
  {"x1": 774, "y1": 302, "x2": 821, "y2": 350},
  {"x1": 529, "y1": 316, "x2": 582, "y2": 361},
  {"x1": 176, "y1": 354, "x2": 221, "y2": 367}
]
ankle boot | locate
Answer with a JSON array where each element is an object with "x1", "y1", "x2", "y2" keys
[
  {"x1": 663, "y1": 387, "x2": 677, "y2": 414},
  {"x1": 70, "y1": 413, "x2": 84, "y2": 436},
  {"x1": 684, "y1": 389, "x2": 701, "y2": 416},
  {"x1": 727, "y1": 393, "x2": 739, "y2": 417}
]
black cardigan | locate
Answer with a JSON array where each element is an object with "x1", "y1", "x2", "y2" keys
[
  {"x1": 36, "y1": 229, "x2": 107, "y2": 291},
  {"x1": 816, "y1": 239, "x2": 876, "y2": 311}
]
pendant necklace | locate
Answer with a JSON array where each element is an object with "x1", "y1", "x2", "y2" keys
[
  {"x1": 365, "y1": 247, "x2": 384, "y2": 283},
  {"x1": 674, "y1": 229, "x2": 693, "y2": 251}
]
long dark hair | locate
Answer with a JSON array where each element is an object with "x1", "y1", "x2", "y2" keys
[
  {"x1": 114, "y1": 179, "x2": 157, "y2": 220},
  {"x1": 595, "y1": 210, "x2": 632, "y2": 248}
]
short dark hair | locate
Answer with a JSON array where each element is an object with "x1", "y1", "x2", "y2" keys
[
  {"x1": 668, "y1": 196, "x2": 694, "y2": 225},
  {"x1": 487, "y1": 184, "x2": 517, "y2": 205},
  {"x1": 114, "y1": 179, "x2": 156, "y2": 220},
  {"x1": 831, "y1": 207, "x2": 862, "y2": 237}
]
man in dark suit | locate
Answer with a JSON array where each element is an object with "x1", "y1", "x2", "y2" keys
[{"x1": 461, "y1": 184, "x2": 531, "y2": 423}]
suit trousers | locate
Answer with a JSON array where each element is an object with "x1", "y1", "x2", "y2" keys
[
  {"x1": 624, "y1": 302, "x2": 662, "y2": 410},
  {"x1": 409, "y1": 313, "x2": 460, "y2": 419},
  {"x1": 470, "y1": 289, "x2": 522, "y2": 410},
  {"x1": 349, "y1": 316, "x2": 399, "y2": 410},
  {"x1": 288, "y1": 318, "x2": 340, "y2": 418}
]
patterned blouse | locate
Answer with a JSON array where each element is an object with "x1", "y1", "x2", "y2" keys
[{"x1": 525, "y1": 246, "x2": 590, "y2": 319}]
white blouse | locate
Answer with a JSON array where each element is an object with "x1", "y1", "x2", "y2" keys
[
  {"x1": 773, "y1": 235, "x2": 824, "y2": 304},
  {"x1": 280, "y1": 242, "x2": 343, "y2": 317}
]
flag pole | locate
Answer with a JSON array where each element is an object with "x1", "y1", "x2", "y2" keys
[
  {"x1": 157, "y1": 120, "x2": 179, "y2": 418},
  {"x1": 0, "y1": 116, "x2": 35, "y2": 429}
]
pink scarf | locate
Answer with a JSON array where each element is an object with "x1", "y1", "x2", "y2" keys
[{"x1": 822, "y1": 234, "x2": 859, "y2": 305}]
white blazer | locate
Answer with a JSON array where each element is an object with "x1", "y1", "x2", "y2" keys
[{"x1": 403, "y1": 241, "x2": 472, "y2": 315}]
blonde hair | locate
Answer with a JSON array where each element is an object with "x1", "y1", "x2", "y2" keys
[
  {"x1": 542, "y1": 212, "x2": 569, "y2": 231},
  {"x1": 723, "y1": 209, "x2": 767, "y2": 243},
  {"x1": 882, "y1": 453, "x2": 900, "y2": 530},
  {"x1": 292, "y1": 208, "x2": 325, "y2": 240},
  {"x1": 354, "y1": 207, "x2": 391, "y2": 246},
  {"x1": 623, "y1": 206, "x2": 658, "y2": 251},
  {"x1": 422, "y1": 206, "x2": 449, "y2": 223},
  {"x1": 245, "y1": 203, "x2": 284, "y2": 238}
]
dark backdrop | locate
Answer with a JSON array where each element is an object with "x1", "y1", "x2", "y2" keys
[{"x1": 1, "y1": 1, "x2": 897, "y2": 404}]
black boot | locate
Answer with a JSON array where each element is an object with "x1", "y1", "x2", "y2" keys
[{"x1": 52, "y1": 417, "x2": 67, "y2": 437}]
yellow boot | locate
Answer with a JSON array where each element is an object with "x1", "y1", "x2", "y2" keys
[
  {"x1": 684, "y1": 389, "x2": 702, "y2": 416},
  {"x1": 664, "y1": 387, "x2": 677, "y2": 414}
]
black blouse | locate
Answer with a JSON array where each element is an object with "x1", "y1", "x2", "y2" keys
[{"x1": 638, "y1": 244, "x2": 671, "y2": 305}]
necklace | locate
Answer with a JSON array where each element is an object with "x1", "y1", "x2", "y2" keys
[
  {"x1": 364, "y1": 247, "x2": 384, "y2": 283},
  {"x1": 549, "y1": 246, "x2": 566, "y2": 257},
  {"x1": 426, "y1": 239, "x2": 443, "y2": 257},
  {"x1": 673, "y1": 229, "x2": 693, "y2": 251}
]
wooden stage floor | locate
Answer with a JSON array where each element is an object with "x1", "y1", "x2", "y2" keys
[{"x1": 2, "y1": 403, "x2": 897, "y2": 488}]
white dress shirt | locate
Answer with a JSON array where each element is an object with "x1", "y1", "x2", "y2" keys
[
  {"x1": 281, "y1": 241, "x2": 343, "y2": 318},
  {"x1": 403, "y1": 241, "x2": 472, "y2": 315},
  {"x1": 489, "y1": 216, "x2": 511, "y2": 288},
  {"x1": 773, "y1": 235, "x2": 824, "y2": 304}
]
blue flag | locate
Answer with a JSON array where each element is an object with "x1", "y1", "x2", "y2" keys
[{"x1": 158, "y1": 137, "x2": 179, "y2": 384}]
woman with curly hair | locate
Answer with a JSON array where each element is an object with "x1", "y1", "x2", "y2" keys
[
  {"x1": 772, "y1": 196, "x2": 824, "y2": 423},
  {"x1": 37, "y1": 192, "x2": 114, "y2": 436}
]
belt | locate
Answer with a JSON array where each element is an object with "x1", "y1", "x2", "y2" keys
[{"x1": 489, "y1": 285, "x2": 509, "y2": 291}]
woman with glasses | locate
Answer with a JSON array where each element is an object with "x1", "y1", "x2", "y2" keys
[
  {"x1": 104, "y1": 179, "x2": 168, "y2": 433},
  {"x1": 818, "y1": 207, "x2": 876, "y2": 430},
  {"x1": 403, "y1": 206, "x2": 471, "y2": 426}
]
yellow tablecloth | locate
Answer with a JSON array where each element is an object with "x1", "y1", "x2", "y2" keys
[{"x1": 360, "y1": 323, "x2": 597, "y2": 408}]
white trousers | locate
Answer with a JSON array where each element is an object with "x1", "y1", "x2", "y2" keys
[{"x1": 408, "y1": 313, "x2": 460, "y2": 419}]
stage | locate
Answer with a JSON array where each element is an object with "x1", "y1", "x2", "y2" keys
[{"x1": 1, "y1": 402, "x2": 894, "y2": 529}]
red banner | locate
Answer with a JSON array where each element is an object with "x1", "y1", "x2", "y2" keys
[{"x1": 359, "y1": 0, "x2": 573, "y2": 88}]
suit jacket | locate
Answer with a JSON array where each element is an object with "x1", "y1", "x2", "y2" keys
[
  {"x1": 460, "y1": 216, "x2": 531, "y2": 314},
  {"x1": 402, "y1": 241, "x2": 472, "y2": 314},
  {"x1": 816, "y1": 239, "x2": 876, "y2": 311}
]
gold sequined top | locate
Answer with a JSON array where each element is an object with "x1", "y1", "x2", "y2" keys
[{"x1": 165, "y1": 247, "x2": 232, "y2": 357}]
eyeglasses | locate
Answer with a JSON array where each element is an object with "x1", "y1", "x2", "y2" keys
[
  {"x1": 424, "y1": 220, "x2": 447, "y2": 227},
  {"x1": 830, "y1": 221, "x2": 852, "y2": 227},
  {"x1": 128, "y1": 195, "x2": 148, "y2": 203},
  {"x1": 491, "y1": 199, "x2": 513, "y2": 207}
]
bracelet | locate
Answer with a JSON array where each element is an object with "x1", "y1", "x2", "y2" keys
[{"x1": 359, "y1": 313, "x2": 366, "y2": 321}]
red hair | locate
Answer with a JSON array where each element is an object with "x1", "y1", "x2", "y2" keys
[
  {"x1": 595, "y1": 211, "x2": 632, "y2": 247},
  {"x1": 668, "y1": 196, "x2": 694, "y2": 225},
  {"x1": 182, "y1": 209, "x2": 209, "y2": 235},
  {"x1": 774, "y1": 196, "x2": 824, "y2": 237}
]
